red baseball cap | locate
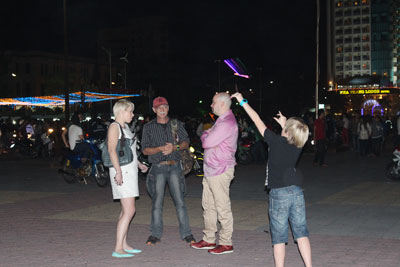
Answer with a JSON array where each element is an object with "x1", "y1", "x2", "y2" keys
[{"x1": 153, "y1": 96, "x2": 168, "y2": 108}]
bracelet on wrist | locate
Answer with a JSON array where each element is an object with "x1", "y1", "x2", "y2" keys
[{"x1": 239, "y1": 99, "x2": 248, "y2": 106}]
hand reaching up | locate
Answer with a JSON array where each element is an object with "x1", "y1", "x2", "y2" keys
[
  {"x1": 231, "y1": 92, "x2": 244, "y2": 103},
  {"x1": 273, "y1": 111, "x2": 287, "y2": 128}
]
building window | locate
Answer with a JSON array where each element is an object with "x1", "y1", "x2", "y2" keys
[
  {"x1": 362, "y1": 0, "x2": 368, "y2": 4},
  {"x1": 345, "y1": 46, "x2": 352, "y2": 52},
  {"x1": 337, "y1": 46, "x2": 343, "y2": 53},
  {"x1": 337, "y1": 1, "x2": 343, "y2": 7},
  {"x1": 354, "y1": 1, "x2": 359, "y2": 6},
  {"x1": 336, "y1": 29, "x2": 344, "y2": 35}
]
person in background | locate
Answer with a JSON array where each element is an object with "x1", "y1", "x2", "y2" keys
[
  {"x1": 350, "y1": 114, "x2": 360, "y2": 152},
  {"x1": 61, "y1": 112, "x2": 91, "y2": 162},
  {"x1": 313, "y1": 110, "x2": 328, "y2": 167},
  {"x1": 357, "y1": 116, "x2": 371, "y2": 156},
  {"x1": 370, "y1": 116, "x2": 384, "y2": 157},
  {"x1": 342, "y1": 113, "x2": 349, "y2": 147}
]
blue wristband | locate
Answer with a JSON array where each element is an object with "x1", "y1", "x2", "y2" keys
[{"x1": 239, "y1": 99, "x2": 248, "y2": 106}]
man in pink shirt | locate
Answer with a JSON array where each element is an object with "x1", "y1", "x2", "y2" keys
[{"x1": 190, "y1": 92, "x2": 238, "y2": 255}]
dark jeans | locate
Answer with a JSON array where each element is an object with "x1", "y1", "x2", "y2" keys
[
  {"x1": 351, "y1": 134, "x2": 359, "y2": 151},
  {"x1": 73, "y1": 142, "x2": 91, "y2": 159},
  {"x1": 146, "y1": 162, "x2": 192, "y2": 239},
  {"x1": 313, "y1": 139, "x2": 326, "y2": 165},
  {"x1": 371, "y1": 137, "x2": 383, "y2": 156},
  {"x1": 359, "y1": 139, "x2": 368, "y2": 156}
]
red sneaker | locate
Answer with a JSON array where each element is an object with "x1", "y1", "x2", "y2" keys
[
  {"x1": 190, "y1": 240, "x2": 216, "y2": 250},
  {"x1": 208, "y1": 245, "x2": 234, "y2": 254}
]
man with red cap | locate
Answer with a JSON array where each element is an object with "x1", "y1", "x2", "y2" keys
[{"x1": 141, "y1": 96, "x2": 196, "y2": 245}]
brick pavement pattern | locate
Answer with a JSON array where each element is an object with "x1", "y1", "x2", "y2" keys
[{"x1": 1, "y1": 148, "x2": 400, "y2": 266}]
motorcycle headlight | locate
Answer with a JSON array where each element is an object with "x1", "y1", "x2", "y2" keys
[
  {"x1": 48, "y1": 128, "x2": 54, "y2": 134},
  {"x1": 189, "y1": 146, "x2": 195, "y2": 153}
]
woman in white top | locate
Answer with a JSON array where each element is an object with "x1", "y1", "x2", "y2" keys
[
  {"x1": 107, "y1": 99, "x2": 148, "y2": 258},
  {"x1": 357, "y1": 116, "x2": 371, "y2": 156}
]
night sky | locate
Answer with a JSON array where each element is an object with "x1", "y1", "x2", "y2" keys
[{"x1": 1, "y1": 0, "x2": 320, "y2": 116}]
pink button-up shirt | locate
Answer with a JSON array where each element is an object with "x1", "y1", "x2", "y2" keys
[{"x1": 201, "y1": 110, "x2": 238, "y2": 177}]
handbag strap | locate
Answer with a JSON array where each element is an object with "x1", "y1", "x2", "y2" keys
[
  {"x1": 114, "y1": 122, "x2": 126, "y2": 147},
  {"x1": 108, "y1": 122, "x2": 127, "y2": 156}
]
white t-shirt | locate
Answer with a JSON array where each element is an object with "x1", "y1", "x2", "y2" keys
[
  {"x1": 68, "y1": 124, "x2": 83, "y2": 150},
  {"x1": 343, "y1": 117, "x2": 349, "y2": 129}
]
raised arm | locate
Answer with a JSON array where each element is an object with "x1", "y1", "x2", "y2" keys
[{"x1": 231, "y1": 92, "x2": 266, "y2": 136}]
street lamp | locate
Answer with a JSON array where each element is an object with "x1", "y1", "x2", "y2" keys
[
  {"x1": 101, "y1": 46, "x2": 112, "y2": 114},
  {"x1": 120, "y1": 52, "x2": 128, "y2": 91},
  {"x1": 11, "y1": 73, "x2": 16, "y2": 77}
]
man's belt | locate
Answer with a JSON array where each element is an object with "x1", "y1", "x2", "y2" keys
[{"x1": 159, "y1": 160, "x2": 177, "y2": 165}]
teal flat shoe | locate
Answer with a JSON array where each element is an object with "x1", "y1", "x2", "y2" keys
[
  {"x1": 124, "y1": 249, "x2": 142, "y2": 254},
  {"x1": 112, "y1": 252, "x2": 134, "y2": 258}
]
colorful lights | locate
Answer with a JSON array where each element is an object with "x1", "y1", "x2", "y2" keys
[
  {"x1": 0, "y1": 91, "x2": 140, "y2": 106},
  {"x1": 223, "y1": 58, "x2": 250, "y2": 79}
]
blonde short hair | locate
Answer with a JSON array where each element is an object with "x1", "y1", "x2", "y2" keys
[
  {"x1": 283, "y1": 117, "x2": 309, "y2": 148},
  {"x1": 113, "y1": 99, "x2": 134, "y2": 117},
  {"x1": 216, "y1": 92, "x2": 232, "y2": 108}
]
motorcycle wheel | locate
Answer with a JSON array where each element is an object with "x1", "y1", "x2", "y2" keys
[
  {"x1": 94, "y1": 163, "x2": 109, "y2": 187},
  {"x1": 62, "y1": 159, "x2": 77, "y2": 184},
  {"x1": 385, "y1": 162, "x2": 400, "y2": 180}
]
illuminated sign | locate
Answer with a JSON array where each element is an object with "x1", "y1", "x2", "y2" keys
[{"x1": 338, "y1": 89, "x2": 392, "y2": 95}]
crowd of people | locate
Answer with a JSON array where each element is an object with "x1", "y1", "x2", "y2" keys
[
  {"x1": 6, "y1": 94, "x2": 400, "y2": 266},
  {"x1": 302, "y1": 111, "x2": 392, "y2": 168}
]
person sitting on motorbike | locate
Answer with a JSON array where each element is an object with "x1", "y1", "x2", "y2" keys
[
  {"x1": 88, "y1": 114, "x2": 107, "y2": 140},
  {"x1": 61, "y1": 112, "x2": 91, "y2": 162}
]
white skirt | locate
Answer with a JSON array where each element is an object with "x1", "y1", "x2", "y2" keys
[{"x1": 109, "y1": 158, "x2": 139, "y2": 199}]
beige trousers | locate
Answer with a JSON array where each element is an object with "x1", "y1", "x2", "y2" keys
[{"x1": 202, "y1": 167, "x2": 235, "y2": 246}]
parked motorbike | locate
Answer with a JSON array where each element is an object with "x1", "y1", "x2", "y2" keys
[
  {"x1": 190, "y1": 145, "x2": 204, "y2": 177},
  {"x1": 236, "y1": 131, "x2": 254, "y2": 165},
  {"x1": 39, "y1": 128, "x2": 55, "y2": 158},
  {"x1": 135, "y1": 138, "x2": 150, "y2": 180},
  {"x1": 385, "y1": 144, "x2": 400, "y2": 180},
  {"x1": 59, "y1": 138, "x2": 109, "y2": 187},
  {"x1": 9, "y1": 130, "x2": 38, "y2": 158}
]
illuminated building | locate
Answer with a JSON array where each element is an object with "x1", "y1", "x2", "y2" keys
[{"x1": 326, "y1": 0, "x2": 400, "y2": 115}]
